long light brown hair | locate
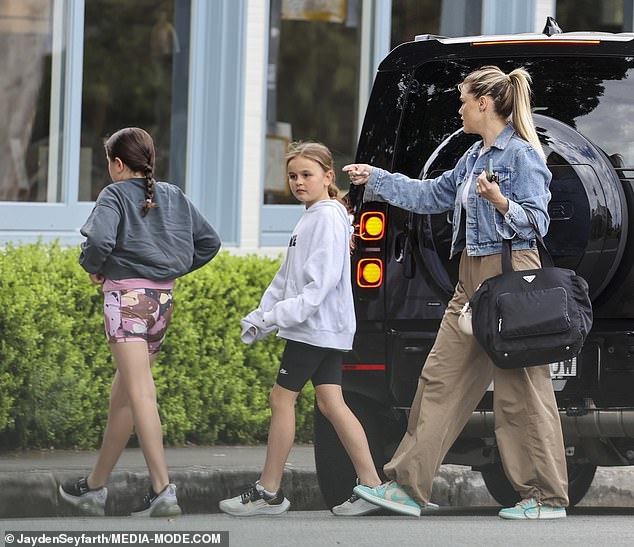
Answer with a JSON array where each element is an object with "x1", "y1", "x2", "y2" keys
[{"x1": 285, "y1": 141, "x2": 342, "y2": 199}]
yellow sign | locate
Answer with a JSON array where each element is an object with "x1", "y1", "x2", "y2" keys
[{"x1": 282, "y1": 0, "x2": 347, "y2": 24}]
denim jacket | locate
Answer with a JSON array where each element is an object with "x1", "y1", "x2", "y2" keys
[{"x1": 363, "y1": 124, "x2": 551, "y2": 258}]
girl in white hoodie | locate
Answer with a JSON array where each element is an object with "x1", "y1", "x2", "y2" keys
[{"x1": 219, "y1": 142, "x2": 382, "y2": 517}]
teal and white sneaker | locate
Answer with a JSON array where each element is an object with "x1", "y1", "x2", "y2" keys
[
  {"x1": 353, "y1": 481, "x2": 421, "y2": 517},
  {"x1": 498, "y1": 498, "x2": 567, "y2": 520}
]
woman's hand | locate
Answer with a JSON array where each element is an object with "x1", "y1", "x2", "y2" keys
[
  {"x1": 89, "y1": 273, "x2": 105, "y2": 285},
  {"x1": 343, "y1": 163, "x2": 373, "y2": 185},
  {"x1": 475, "y1": 170, "x2": 509, "y2": 215}
]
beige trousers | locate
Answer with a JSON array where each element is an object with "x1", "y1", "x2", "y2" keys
[{"x1": 384, "y1": 249, "x2": 569, "y2": 507}]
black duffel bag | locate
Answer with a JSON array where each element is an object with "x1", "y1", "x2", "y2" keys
[{"x1": 470, "y1": 211, "x2": 593, "y2": 369}]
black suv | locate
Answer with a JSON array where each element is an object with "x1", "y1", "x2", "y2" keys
[{"x1": 314, "y1": 19, "x2": 634, "y2": 509}]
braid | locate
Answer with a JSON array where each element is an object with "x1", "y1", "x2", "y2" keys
[
  {"x1": 141, "y1": 164, "x2": 158, "y2": 216},
  {"x1": 105, "y1": 128, "x2": 159, "y2": 217}
]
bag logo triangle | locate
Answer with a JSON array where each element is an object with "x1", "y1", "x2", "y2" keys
[{"x1": 523, "y1": 275, "x2": 536, "y2": 283}]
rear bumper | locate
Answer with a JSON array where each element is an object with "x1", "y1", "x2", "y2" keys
[{"x1": 463, "y1": 409, "x2": 634, "y2": 438}]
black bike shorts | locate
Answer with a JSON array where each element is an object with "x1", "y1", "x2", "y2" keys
[{"x1": 276, "y1": 339, "x2": 343, "y2": 392}]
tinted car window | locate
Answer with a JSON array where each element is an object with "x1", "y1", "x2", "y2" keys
[
  {"x1": 393, "y1": 57, "x2": 634, "y2": 174},
  {"x1": 356, "y1": 71, "x2": 411, "y2": 168}
]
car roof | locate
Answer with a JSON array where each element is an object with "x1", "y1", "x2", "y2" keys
[
  {"x1": 379, "y1": 30, "x2": 634, "y2": 72},
  {"x1": 414, "y1": 31, "x2": 634, "y2": 44}
]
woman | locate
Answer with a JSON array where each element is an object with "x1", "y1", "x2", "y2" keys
[{"x1": 344, "y1": 66, "x2": 569, "y2": 520}]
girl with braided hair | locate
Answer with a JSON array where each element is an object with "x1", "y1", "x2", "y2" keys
[{"x1": 59, "y1": 127, "x2": 221, "y2": 517}]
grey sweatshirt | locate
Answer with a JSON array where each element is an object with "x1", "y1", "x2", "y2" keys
[
  {"x1": 79, "y1": 178, "x2": 221, "y2": 280},
  {"x1": 243, "y1": 199, "x2": 356, "y2": 351}
]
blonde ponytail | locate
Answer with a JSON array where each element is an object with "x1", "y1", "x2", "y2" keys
[
  {"x1": 461, "y1": 65, "x2": 545, "y2": 160},
  {"x1": 508, "y1": 69, "x2": 544, "y2": 160}
]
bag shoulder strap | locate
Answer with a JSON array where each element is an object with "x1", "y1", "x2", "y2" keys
[{"x1": 502, "y1": 208, "x2": 554, "y2": 272}]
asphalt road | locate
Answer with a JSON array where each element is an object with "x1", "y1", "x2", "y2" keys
[{"x1": 3, "y1": 508, "x2": 634, "y2": 547}]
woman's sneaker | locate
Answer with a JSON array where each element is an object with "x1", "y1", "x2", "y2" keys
[
  {"x1": 131, "y1": 483, "x2": 182, "y2": 517},
  {"x1": 498, "y1": 498, "x2": 567, "y2": 520},
  {"x1": 332, "y1": 491, "x2": 381, "y2": 516},
  {"x1": 58, "y1": 477, "x2": 107, "y2": 516},
  {"x1": 219, "y1": 482, "x2": 290, "y2": 516},
  {"x1": 354, "y1": 480, "x2": 421, "y2": 517}
]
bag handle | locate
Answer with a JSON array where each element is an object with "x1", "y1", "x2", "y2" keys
[{"x1": 501, "y1": 208, "x2": 554, "y2": 272}]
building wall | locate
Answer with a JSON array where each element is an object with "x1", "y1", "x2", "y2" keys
[{"x1": 2, "y1": 0, "x2": 625, "y2": 252}]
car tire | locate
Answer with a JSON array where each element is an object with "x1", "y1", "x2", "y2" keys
[
  {"x1": 481, "y1": 462, "x2": 597, "y2": 508},
  {"x1": 313, "y1": 393, "x2": 388, "y2": 509}
]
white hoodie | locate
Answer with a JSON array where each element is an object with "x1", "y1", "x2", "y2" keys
[{"x1": 242, "y1": 199, "x2": 356, "y2": 350}]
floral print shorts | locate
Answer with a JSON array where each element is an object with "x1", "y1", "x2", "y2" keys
[{"x1": 103, "y1": 288, "x2": 174, "y2": 354}]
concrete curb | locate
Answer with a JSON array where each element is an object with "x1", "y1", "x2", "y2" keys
[
  {"x1": 0, "y1": 469, "x2": 325, "y2": 518},
  {"x1": 1, "y1": 465, "x2": 633, "y2": 518}
]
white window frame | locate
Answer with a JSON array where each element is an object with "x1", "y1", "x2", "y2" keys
[{"x1": 0, "y1": 0, "x2": 92, "y2": 245}]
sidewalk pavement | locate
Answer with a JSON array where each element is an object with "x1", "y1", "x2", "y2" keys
[{"x1": 1, "y1": 445, "x2": 633, "y2": 518}]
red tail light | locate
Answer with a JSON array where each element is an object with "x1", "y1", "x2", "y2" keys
[
  {"x1": 473, "y1": 39, "x2": 600, "y2": 46},
  {"x1": 357, "y1": 258, "x2": 383, "y2": 288},
  {"x1": 342, "y1": 363, "x2": 386, "y2": 371},
  {"x1": 359, "y1": 211, "x2": 385, "y2": 240}
]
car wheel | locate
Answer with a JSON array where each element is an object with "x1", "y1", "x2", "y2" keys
[
  {"x1": 481, "y1": 462, "x2": 597, "y2": 507},
  {"x1": 567, "y1": 463, "x2": 597, "y2": 506},
  {"x1": 313, "y1": 393, "x2": 388, "y2": 509}
]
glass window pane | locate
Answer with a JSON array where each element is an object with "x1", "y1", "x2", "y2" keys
[
  {"x1": 265, "y1": 0, "x2": 361, "y2": 205},
  {"x1": 79, "y1": 0, "x2": 190, "y2": 201},
  {"x1": 391, "y1": 0, "x2": 441, "y2": 48},
  {"x1": 0, "y1": 0, "x2": 56, "y2": 202},
  {"x1": 556, "y1": 0, "x2": 623, "y2": 32}
]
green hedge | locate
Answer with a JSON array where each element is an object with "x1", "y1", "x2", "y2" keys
[{"x1": 0, "y1": 242, "x2": 315, "y2": 449}]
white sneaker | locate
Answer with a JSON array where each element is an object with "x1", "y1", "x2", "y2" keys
[
  {"x1": 58, "y1": 477, "x2": 108, "y2": 517},
  {"x1": 131, "y1": 483, "x2": 182, "y2": 517},
  {"x1": 332, "y1": 492, "x2": 381, "y2": 516},
  {"x1": 219, "y1": 482, "x2": 290, "y2": 517},
  {"x1": 421, "y1": 501, "x2": 440, "y2": 513}
]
